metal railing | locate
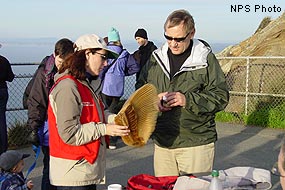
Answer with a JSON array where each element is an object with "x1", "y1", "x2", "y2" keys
[
  {"x1": 219, "y1": 56, "x2": 285, "y2": 118},
  {"x1": 219, "y1": 56, "x2": 285, "y2": 115}
]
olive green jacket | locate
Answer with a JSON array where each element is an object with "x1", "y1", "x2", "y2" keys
[{"x1": 136, "y1": 39, "x2": 229, "y2": 148}]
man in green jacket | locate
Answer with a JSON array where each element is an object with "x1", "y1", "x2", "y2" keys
[{"x1": 136, "y1": 9, "x2": 229, "y2": 177}]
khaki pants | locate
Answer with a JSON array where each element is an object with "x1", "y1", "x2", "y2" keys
[{"x1": 154, "y1": 143, "x2": 215, "y2": 177}]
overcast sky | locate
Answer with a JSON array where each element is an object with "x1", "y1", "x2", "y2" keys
[{"x1": 1, "y1": 0, "x2": 284, "y2": 44}]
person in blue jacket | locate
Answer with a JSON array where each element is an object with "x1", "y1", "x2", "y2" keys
[{"x1": 100, "y1": 27, "x2": 140, "y2": 149}]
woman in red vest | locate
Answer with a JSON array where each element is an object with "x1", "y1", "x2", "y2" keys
[{"x1": 48, "y1": 34, "x2": 130, "y2": 190}]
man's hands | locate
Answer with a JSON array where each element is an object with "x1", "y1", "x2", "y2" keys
[
  {"x1": 27, "y1": 130, "x2": 40, "y2": 147},
  {"x1": 158, "y1": 92, "x2": 186, "y2": 112}
]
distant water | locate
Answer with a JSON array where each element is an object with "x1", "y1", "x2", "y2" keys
[
  {"x1": 1, "y1": 40, "x2": 232, "y2": 63},
  {"x1": 1, "y1": 41, "x2": 139, "y2": 63},
  {"x1": 1, "y1": 43, "x2": 54, "y2": 63}
]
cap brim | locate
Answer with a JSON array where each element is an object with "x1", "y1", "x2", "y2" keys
[{"x1": 22, "y1": 154, "x2": 30, "y2": 159}]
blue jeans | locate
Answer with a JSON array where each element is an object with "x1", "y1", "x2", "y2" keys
[
  {"x1": 0, "y1": 88, "x2": 8, "y2": 155},
  {"x1": 41, "y1": 146, "x2": 57, "y2": 190},
  {"x1": 56, "y1": 184, "x2": 97, "y2": 190}
]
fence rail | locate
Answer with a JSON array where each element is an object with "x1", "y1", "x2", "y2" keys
[{"x1": 6, "y1": 56, "x2": 285, "y2": 128}]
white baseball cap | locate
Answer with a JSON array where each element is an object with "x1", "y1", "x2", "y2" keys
[{"x1": 74, "y1": 34, "x2": 118, "y2": 59}]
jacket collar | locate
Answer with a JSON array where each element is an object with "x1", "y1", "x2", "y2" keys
[{"x1": 153, "y1": 39, "x2": 210, "y2": 76}]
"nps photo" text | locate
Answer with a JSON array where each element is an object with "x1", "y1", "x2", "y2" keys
[{"x1": 231, "y1": 4, "x2": 282, "y2": 13}]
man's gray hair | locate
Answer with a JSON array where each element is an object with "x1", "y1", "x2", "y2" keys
[{"x1": 164, "y1": 9, "x2": 195, "y2": 33}]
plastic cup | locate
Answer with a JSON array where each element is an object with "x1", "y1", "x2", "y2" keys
[{"x1": 108, "y1": 184, "x2": 122, "y2": 190}]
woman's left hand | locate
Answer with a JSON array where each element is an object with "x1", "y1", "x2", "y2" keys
[{"x1": 106, "y1": 124, "x2": 130, "y2": 137}]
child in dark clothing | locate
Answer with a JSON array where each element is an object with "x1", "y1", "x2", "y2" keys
[{"x1": 0, "y1": 150, "x2": 34, "y2": 190}]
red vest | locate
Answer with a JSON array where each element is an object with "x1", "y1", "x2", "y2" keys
[{"x1": 48, "y1": 75, "x2": 105, "y2": 164}]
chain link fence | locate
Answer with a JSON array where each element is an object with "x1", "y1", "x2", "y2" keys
[
  {"x1": 6, "y1": 64, "x2": 35, "y2": 146},
  {"x1": 7, "y1": 74, "x2": 31, "y2": 127},
  {"x1": 6, "y1": 65, "x2": 137, "y2": 130},
  {"x1": 6, "y1": 56, "x2": 285, "y2": 129},
  {"x1": 219, "y1": 57, "x2": 285, "y2": 124}
]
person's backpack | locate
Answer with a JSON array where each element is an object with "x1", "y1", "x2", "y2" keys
[{"x1": 22, "y1": 56, "x2": 49, "y2": 109}]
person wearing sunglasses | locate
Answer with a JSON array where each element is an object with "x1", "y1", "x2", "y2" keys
[
  {"x1": 136, "y1": 9, "x2": 229, "y2": 177},
  {"x1": 48, "y1": 34, "x2": 130, "y2": 190}
]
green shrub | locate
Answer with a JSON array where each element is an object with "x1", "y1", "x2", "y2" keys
[
  {"x1": 266, "y1": 104, "x2": 285, "y2": 128},
  {"x1": 218, "y1": 103, "x2": 285, "y2": 129},
  {"x1": 8, "y1": 120, "x2": 30, "y2": 149},
  {"x1": 245, "y1": 103, "x2": 285, "y2": 128},
  {"x1": 215, "y1": 111, "x2": 242, "y2": 123},
  {"x1": 246, "y1": 108, "x2": 268, "y2": 127}
]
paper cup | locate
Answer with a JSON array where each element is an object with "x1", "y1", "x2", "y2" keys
[{"x1": 108, "y1": 184, "x2": 122, "y2": 190}]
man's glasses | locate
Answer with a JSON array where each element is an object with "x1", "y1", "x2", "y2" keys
[
  {"x1": 90, "y1": 51, "x2": 108, "y2": 61},
  {"x1": 271, "y1": 162, "x2": 285, "y2": 177},
  {"x1": 164, "y1": 32, "x2": 190, "y2": 42}
]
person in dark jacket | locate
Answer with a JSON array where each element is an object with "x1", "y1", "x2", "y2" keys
[
  {"x1": 0, "y1": 50, "x2": 15, "y2": 155},
  {"x1": 133, "y1": 28, "x2": 157, "y2": 81},
  {"x1": 136, "y1": 9, "x2": 229, "y2": 177},
  {"x1": 27, "y1": 38, "x2": 74, "y2": 190}
]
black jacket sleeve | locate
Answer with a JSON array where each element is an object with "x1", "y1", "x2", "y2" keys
[
  {"x1": 27, "y1": 65, "x2": 49, "y2": 131},
  {"x1": 0, "y1": 55, "x2": 15, "y2": 88}
]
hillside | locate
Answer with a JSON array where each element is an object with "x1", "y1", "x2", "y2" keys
[
  {"x1": 217, "y1": 11, "x2": 285, "y2": 73},
  {"x1": 217, "y1": 12, "x2": 285, "y2": 58}
]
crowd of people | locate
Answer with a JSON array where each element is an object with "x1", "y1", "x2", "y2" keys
[
  {"x1": 1, "y1": 8, "x2": 283, "y2": 190},
  {"x1": 0, "y1": 22, "x2": 156, "y2": 189}
]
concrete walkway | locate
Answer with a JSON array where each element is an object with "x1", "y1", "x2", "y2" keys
[{"x1": 19, "y1": 122, "x2": 284, "y2": 190}]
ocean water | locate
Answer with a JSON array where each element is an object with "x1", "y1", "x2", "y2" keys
[
  {"x1": 1, "y1": 41, "x2": 140, "y2": 63},
  {"x1": 1, "y1": 40, "x2": 231, "y2": 63}
]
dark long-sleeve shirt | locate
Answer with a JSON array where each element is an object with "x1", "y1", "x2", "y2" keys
[{"x1": 0, "y1": 55, "x2": 15, "y2": 89}]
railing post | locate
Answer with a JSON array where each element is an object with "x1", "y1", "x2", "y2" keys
[{"x1": 245, "y1": 57, "x2": 250, "y2": 115}]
